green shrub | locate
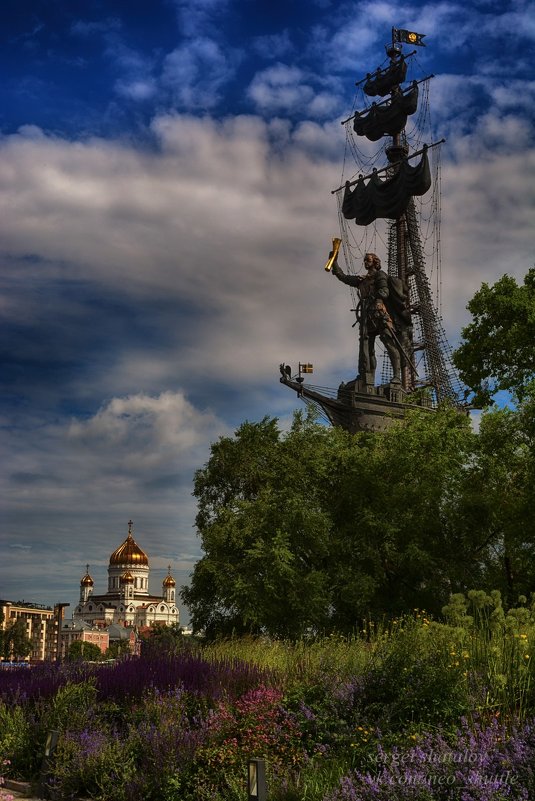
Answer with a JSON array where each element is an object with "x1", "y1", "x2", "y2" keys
[
  {"x1": 49, "y1": 729, "x2": 137, "y2": 801},
  {"x1": 0, "y1": 703, "x2": 31, "y2": 777}
]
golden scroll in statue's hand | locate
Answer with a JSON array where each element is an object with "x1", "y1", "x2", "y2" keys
[{"x1": 324, "y1": 237, "x2": 342, "y2": 271}]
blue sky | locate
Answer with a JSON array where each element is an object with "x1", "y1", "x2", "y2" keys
[{"x1": 1, "y1": 0, "x2": 534, "y2": 623}]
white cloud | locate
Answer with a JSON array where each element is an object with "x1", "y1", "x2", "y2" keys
[
  {"x1": 1, "y1": 101, "x2": 533, "y2": 391},
  {"x1": 4, "y1": 390, "x2": 226, "y2": 515},
  {"x1": 114, "y1": 78, "x2": 158, "y2": 101},
  {"x1": 248, "y1": 64, "x2": 313, "y2": 112},
  {"x1": 248, "y1": 63, "x2": 340, "y2": 118},
  {"x1": 162, "y1": 37, "x2": 241, "y2": 110},
  {"x1": 68, "y1": 390, "x2": 223, "y2": 470},
  {"x1": 490, "y1": 80, "x2": 535, "y2": 113}
]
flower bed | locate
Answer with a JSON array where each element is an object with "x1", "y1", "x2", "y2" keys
[{"x1": 1, "y1": 593, "x2": 534, "y2": 800}]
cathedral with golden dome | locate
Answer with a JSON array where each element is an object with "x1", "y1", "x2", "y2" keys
[{"x1": 73, "y1": 521, "x2": 180, "y2": 628}]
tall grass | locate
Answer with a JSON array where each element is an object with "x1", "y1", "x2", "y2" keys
[
  {"x1": 201, "y1": 594, "x2": 535, "y2": 723},
  {"x1": 443, "y1": 590, "x2": 535, "y2": 720},
  {"x1": 201, "y1": 633, "x2": 375, "y2": 688}
]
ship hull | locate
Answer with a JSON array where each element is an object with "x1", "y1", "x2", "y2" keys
[{"x1": 280, "y1": 375, "x2": 433, "y2": 434}]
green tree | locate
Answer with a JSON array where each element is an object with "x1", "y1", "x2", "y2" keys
[
  {"x1": 453, "y1": 268, "x2": 535, "y2": 406},
  {"x1": 182, "y1": 413, "x2": 335, "y2": 638},
  {"x1": 140, "y1": 622, "x2": 185, "y2": 655},
  {"x1": 105, "y1": 639, "x2": 131, "y2": 659},
  {"x1": 326, "y1": 405, "x2": 485, "y2": 625},
  {"x1": 182, "y1": 407, "x2": 501, "y2": 637},
  {"x1": 2, "y1": 619, "x2": 32, "y2": 661},
  {"x1": 470, "y1": 391, "x2": 535, "y2": 604},
  {"x1": 68, "y1": 640, "x2": 103, "y2": 661}
]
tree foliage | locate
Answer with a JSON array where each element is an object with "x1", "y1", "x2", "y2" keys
[
  {"x1": 181, "y1": 400, "x2": 535, "y2": 638},
  {"x1": 105, "y1": 639, "x2": 132, "y2": 660},
  {"x1": 182, "y1": 414, "x2": 335, "y2": 639},
  {"x1": 453, "y1": 268, "x2": 535, "y2": 406},
  {"x1": 140, "y1": 622, "x2": 185, "y2": 656},
  {"x1": 471, "y1": 395, "x2": 535, "y2": 605},
  {"x1": 2, "y1": 619, "x2": 32, "y2": 661},
  {"x1": 68, "y1": 640, "x2": 103, "y2": 661}
]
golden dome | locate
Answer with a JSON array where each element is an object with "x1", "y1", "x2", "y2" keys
[
  {"x1": 120, "y1": 571, "x2": 134, "y2": 584},
  {"x1": 163, "y1": 574, "x2": 176, "y2": 587},
  {"x1": 81, "y1": 573, "x2": 94, "y2": 586},
  {"x1": 109, "y1": 522, "x2": 149, "y2": 567}
]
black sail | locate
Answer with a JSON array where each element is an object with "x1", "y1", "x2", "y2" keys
[
  {"x1": 363, "y1": 58, "x2": 407, "y2": 96},
  {"x1": 342, "y1": 147, "x2": 431, "y2": 226},
  {"x1": 354, "y1": 83, "x2": 419, "y2": 141}
]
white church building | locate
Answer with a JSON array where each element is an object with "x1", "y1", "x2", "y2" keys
[{"x1": 73, "y1": 521, "x2": 180, "y2": 628}]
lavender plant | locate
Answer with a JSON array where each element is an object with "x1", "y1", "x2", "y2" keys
[{"x1": 324, "y1": 716, "x2": 535, "y2": 801}]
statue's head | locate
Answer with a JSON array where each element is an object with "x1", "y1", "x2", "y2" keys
[{"x1": 364, "y1": 253, "x2": 381, "y2": 271}]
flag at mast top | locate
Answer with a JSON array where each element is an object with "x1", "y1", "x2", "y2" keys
[{"x1": 392, "y1": 28, "x2": 426, "y2": 47}]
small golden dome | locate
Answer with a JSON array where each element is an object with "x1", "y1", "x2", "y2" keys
[
  {"x1": 163, "y1": 574, "x2": 176, "y2": 587},
  {"x1": 81, "y1": 573, "x2": 94, "y2": 586},
  {"x1": 109, "y1": 521, "x2": 149, "y2": 567},
  {"x1": 120, "y1": 571, "x2": 134, "y2": 584}
]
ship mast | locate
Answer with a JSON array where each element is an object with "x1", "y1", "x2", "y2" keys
[
  {"x1": 385, "y1": 34, "x2": 413, "y2": 391},
  {"x1": 384, "y1": 32, "x2": 458, "y2": 402},
  {"x1": 279, "y1": 27, "x2": 463, "y2": 432}
]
